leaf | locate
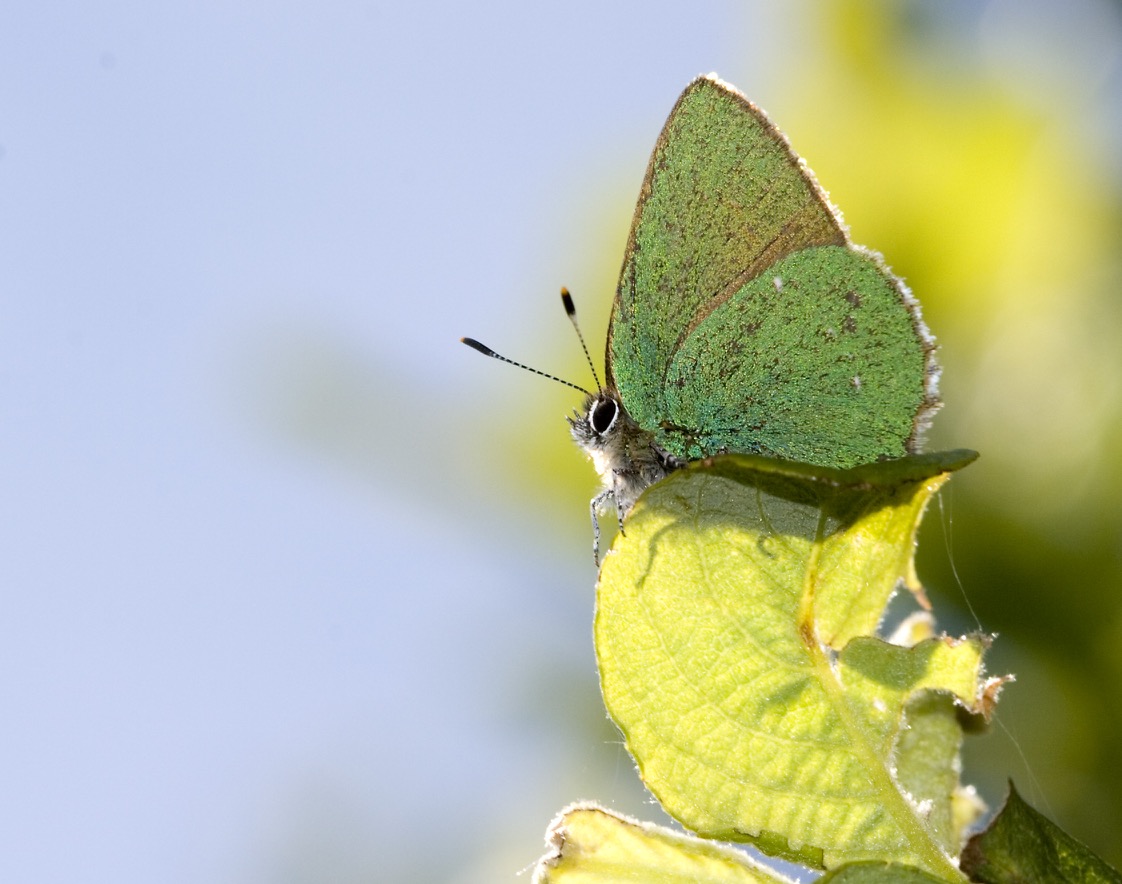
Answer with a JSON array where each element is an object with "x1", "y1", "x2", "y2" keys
[
  {"x1": 892, "y1": 693, "x2": 976, "y2": 857},
  {"x1": 820, "y1": 861, "x2": 950, "y2": 882},
  {"x1": 533, "y1": 802, "x2": 796, "y2": 884},
  {"x1": 960, "y1": 783, "x2": 1122, "y2": 883},
  {"x1": 595, "y1": 451, "x2": 984, "y2": 877}
]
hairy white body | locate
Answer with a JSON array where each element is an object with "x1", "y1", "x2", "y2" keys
[{"x1": 568, "y1": 392, "x2": 684, "y2": 562}]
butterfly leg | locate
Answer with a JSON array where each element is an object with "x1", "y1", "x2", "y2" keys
[
  {"x1": 590, "y1": 489, "x2": 614, "y2": 566},
  {"x1": 613, "y1": 485, "x2": 627, "y2": 537}
]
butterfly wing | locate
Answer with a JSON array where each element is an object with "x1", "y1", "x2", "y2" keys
[
  {"x1": 663, "y1": 245, "x2": 937, "y2": 466},
  {"x1": 607, "y1": 74, "x2": 938, "y2": 467}
]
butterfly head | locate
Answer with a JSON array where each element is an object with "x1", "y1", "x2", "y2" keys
[{"x1": 569, "y1": 390, "x2": 680, "y2": 512}]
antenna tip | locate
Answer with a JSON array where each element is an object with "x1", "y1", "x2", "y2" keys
[
  {"x1": 460, "y1": 337, "x2": 495, "y2": 357},
  {"x1": 560, "y1": 287, "x2": 576, "y2": 315}
]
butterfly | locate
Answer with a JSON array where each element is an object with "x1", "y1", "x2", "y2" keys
[{"x1": 464, "y1": 74, "x2": 939, "y2": 561}]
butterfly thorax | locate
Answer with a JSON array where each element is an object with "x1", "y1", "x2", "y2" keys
[{"x1": 568, "y1": 392, "x2": 684, "y2": 517}]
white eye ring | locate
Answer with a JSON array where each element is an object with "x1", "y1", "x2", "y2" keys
[{"x1": 589, "y1": 397, "x2": 619, "y2": 436}]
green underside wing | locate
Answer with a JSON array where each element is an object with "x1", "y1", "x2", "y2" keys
[{"x1": 608, "y1": 75, "x2": 938, "y2": 468}]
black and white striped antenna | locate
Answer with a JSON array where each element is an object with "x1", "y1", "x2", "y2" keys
[{"x1": 460, "y1": 288, "x2": 602, "y2": 395}]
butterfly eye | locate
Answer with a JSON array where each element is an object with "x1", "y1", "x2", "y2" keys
[{"x1": 590, "y1": 398, "x2": 618, "y2": 435}]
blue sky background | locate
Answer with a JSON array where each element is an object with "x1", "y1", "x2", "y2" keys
[{"x1": 3, "y1": 2, "x2": 1121, "y2": 882}]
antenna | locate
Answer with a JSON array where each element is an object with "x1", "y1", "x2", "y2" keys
[
  {"x1": 560, "y1": 287, "x2": 603, "y2": 392},
  {"x1": 460, "y1": 337, "x2": 592, "y2": 396},
  {"x1": 460, "y1": 288, "x2": 605, "y2": 397}
]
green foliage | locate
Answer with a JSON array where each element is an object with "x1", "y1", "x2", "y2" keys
[
  {"x1": 535, "y1": 804, "x2": 795, "y2": 884},
  {"x1": 531, "y1": 452, "x2": 1122, "y2": 881},
  {"x1": 594, "y1": 452, "x2": 979, "y2": 878},
  {"x1": 819, "y1": 863, "x2": 950, "y2": 883},
  {"x1": 961, "y1": 784, "x2": 1122, "y2": 883}
]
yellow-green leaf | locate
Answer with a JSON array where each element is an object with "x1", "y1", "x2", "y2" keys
[
  {"x1": 533, "y1": 802, "x2": 795, "y2": 884},
  {"x1": 595, "y1": 451, "x2": 982, "y2": 877}
]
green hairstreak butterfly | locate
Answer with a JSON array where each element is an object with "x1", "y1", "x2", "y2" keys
[{"x1": 463, "y1": 73, "x2": 939, "y2": 560}]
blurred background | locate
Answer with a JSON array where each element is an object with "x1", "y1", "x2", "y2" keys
[{"x1": 2, "y1": 1, "x2": 1121, "y2": 881}]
